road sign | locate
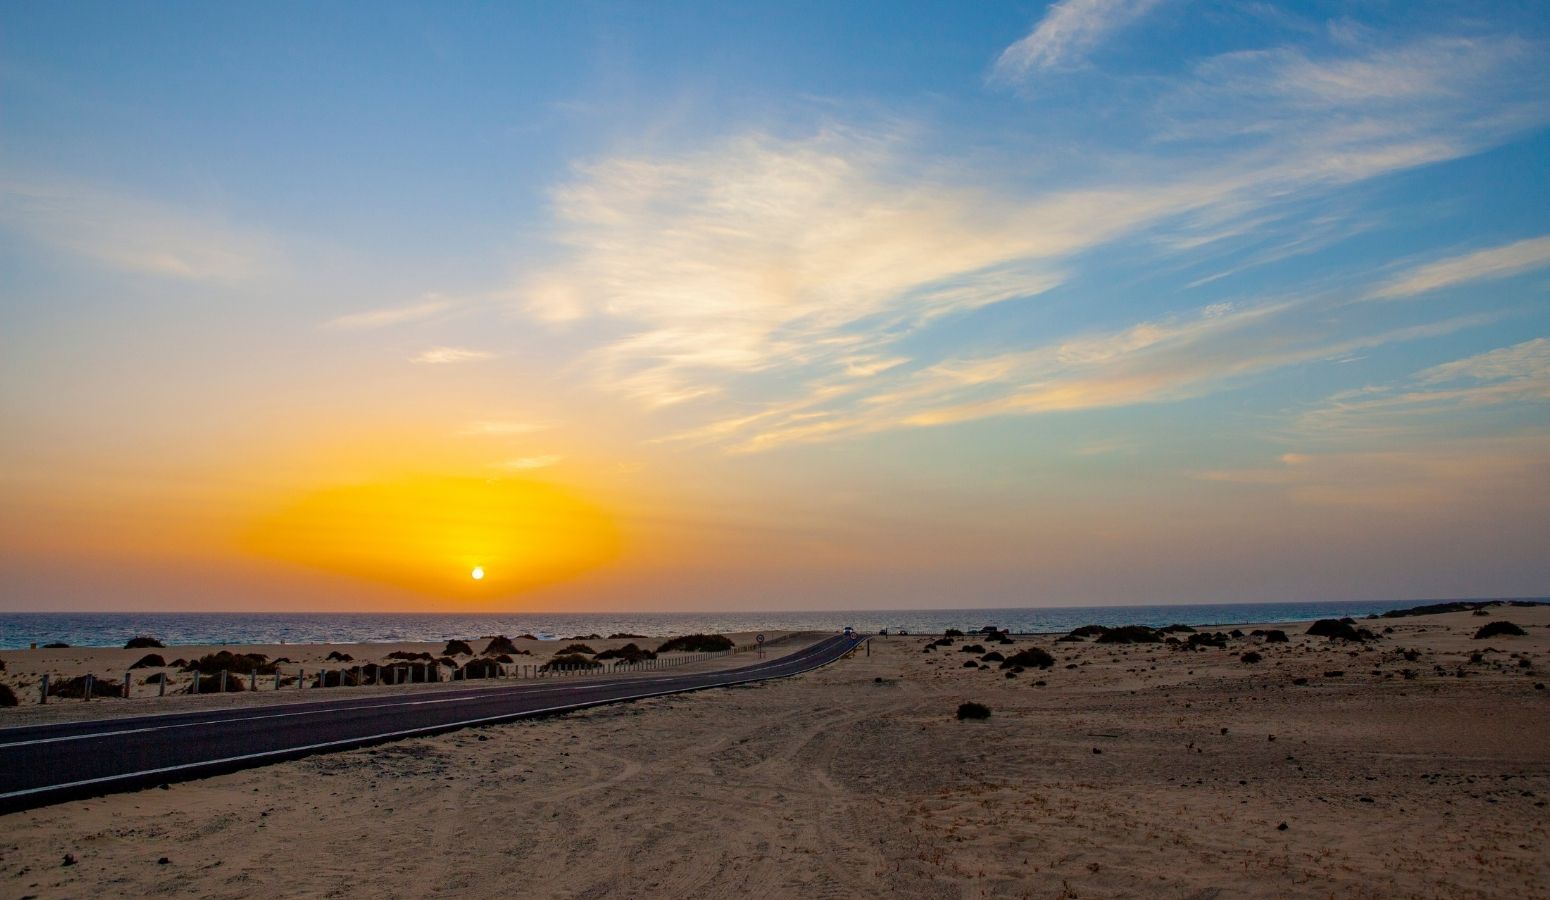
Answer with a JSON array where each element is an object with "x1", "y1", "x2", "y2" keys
[{"x1": 756, "y1": 633, "x2": 765, "y2": 644}]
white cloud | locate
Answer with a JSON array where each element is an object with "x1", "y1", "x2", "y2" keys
[
  {"x1": 991, "y1": 0, "x2": 1162, "y2": 83},
  {"x1": 325, "y1": 296, "x2": 454, "y2": 329},
  {"x1": 0, "y1": 177, "x2": 268, "y2": 280},
  {"x1": 410, "y1": 346, "x2": 495, "y2": 365},
  {"x1": 1368, "y1": 235, "x2": 1550, "y2": 301}
]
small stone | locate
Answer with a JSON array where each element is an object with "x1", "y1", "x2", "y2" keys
[
  {"x1": 1277, "y1": 822, "x2": 1288, "y2": 831},
  {"x1": 158, "y1": 857, "x2": 170, "y2": 865},
  {"x1": 61, "y1": 854, "x2": 76, "y2": 867}
]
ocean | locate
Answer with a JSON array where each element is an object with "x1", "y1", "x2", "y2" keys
[{"x1": 1, "y1": 598, "x2": 1539, "y2": 649}]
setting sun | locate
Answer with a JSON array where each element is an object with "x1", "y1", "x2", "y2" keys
[{"x1": 241, "y1": 476, "x2": 618, "y2": 604}]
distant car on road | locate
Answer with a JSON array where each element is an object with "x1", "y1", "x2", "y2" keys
[{"x1": 843, "y1": 625, "x2": 855, "y2": 637}]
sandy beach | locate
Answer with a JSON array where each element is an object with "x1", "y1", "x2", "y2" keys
[{"x1": 2, "y1": 606, "x2": 1547, "y2": 898}]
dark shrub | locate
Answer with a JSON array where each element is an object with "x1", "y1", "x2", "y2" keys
[
  {"x1": 142, "y1": 672, "x2": 168, "y2": 684},
  {"x1": 124, "y1": 635, "x2": 165, "y2": 649},
  {"x1": 608, "y1": 632, "x2": 646, "y2": 639},
  {"x1": 558, "y1": 643, "x2": 597, "y2": 655},
  {"x1": 1229, "y1": 629, "x2": 1245, "y2": 638},
  {"x1": 1096, "y1": 626, "x2": 1160, "y2": 644},
  {"x1": 460, "y1": 658, "x2": 502, "y2": 679},
  {"x1": 1241, "y1": 651, "x2": 1263, "y2": 664},
  {"x1": 386, "y1": 651, "x2": 434, "y2": 661},
  {"x1": 1187, "y1": 633, "x2": 1227, "y2": 649},
  {"x1": 1474, "y1": 621, "x2": 1527, "y2": 640},
  {"x1": 1055, "y1": 634, "x2": 1085, "y2": 643},
  {"x1": 980, "y1": 651, "x2": 1005, "y2": 662},
  {"x1": 963, "y1": 660, "x2": 979, "y2": 668},
  {"x1": 930, "y1": 637, "x2": 955, "y2": 647},
  {"x1": 595, "y1": 643, "x2": 656, "y2": 663},
  {"x1": 1159, "y1": 624, "x2": 1196, "y2": 633},
  {"x1": 42, "y1": 642, "x2": 69, "y2": 649},
  {"x1": 183, "y1": 651, "x2": 275, "y2": 675},
  {"x1": 956, "y1": 702, "x2": 991, "y2": 720},
  {"x1": 0, "y1": 683, "x2": 17, "y2": 706},
  {"x1": 1323, "y1": 671, "x2": 1344, "y2": 678},
  {"x1": 310, "y1": 670, "x2": 348, "y2": 688},
  {"x1": 944, "y1": 628, "x2": 965, "y2": 637},
  {"x1": 657, "y1": 634, "x2": 734, "y2": 653},
  {"x1": 1292, "y1": 677, "x2": 1308, "y2": 685},
  {"x1": 566, "y1": 634, "x2": 603, "y2": 641},
  {"x1": 493, "y1": 653, "x2": 514, "y2": 663},
  {"x1": 1069, "y1": 625, "x2": 1108, "y2": 637},
  {"x1": 1001, "y1": 648, "x2": 1055, "y2": 669},
  {"x1": 1307, "y1": 620, "x2": 1368, "y2": 641},
  {"x1": 49, "y1": 674, "x2": 123, "y2": 699},
  {"x1": 1263, "y1": 630, "x2": 1289, "y2": 643},
  {"x1": 325, "y1": 651, "x2": 354, "y2": 662},
  {"x1": 437, "y1": 656, "x2": 457, "y2": 668},
  {"x1": 442, "y1": 640, "x2": 474, "y2": 656},
  {"x1": 542, "y1": 653, "x2": 601, "y2": 671},
  {"x1": 483, "y1": 636, "x2": 520, "y2": 655},
  {"x1": 960, "y1": 644, "x2": 986, "y2": 654},
  {"x1": 128, "y1": 653, "x2": 166, "y2": 669}
]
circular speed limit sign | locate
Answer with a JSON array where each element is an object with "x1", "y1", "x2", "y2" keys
[{"x1": 756, "y1": 633, "x2": 765, "y2": 644}]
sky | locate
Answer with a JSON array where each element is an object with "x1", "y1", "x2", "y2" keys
[{"x1": 2, "y1": 0, "x2": 1548, "y2": 613}]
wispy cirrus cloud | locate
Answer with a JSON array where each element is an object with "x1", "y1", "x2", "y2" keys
[
  {"x1": 0, "y1": 177, "x2": 269, "y2": 280},
  {"x1": 498, "y1": 455, "x2": 564, "y2": 470},
  {"x1": 521, "y1": 26, "x2": 1545, "y2": 452},
  {"x1": 991, "y1": 0, "x2": 1162, "y2": 83},
  {"x1": 325, "y1": 295, "x2": 454, "y2": 329},
  {"x1": 409, "y1": 346, "x2": 495, "y2": 365},
  {"x1": 1367, "y1": 235, "x2": 1550, "y2": 300}
]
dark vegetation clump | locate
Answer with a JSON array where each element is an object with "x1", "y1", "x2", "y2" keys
[
  {"x1": 128, "y1": 653, "x2": 166, "y2": 669},
  {"x1": 182, "y1": 651, "x2": 276, "y2": 675},
  {"x1": 980, "y1": 651, "x2": 1005, "y2": 662},
  {"x1": 325, "y1": 651, "x2": 354, "y2": 662},
  {"x1": 386, "y1": 651, "x2": 434, "y2": 661},
  {"x1": 43, "y1": 642, "x2": 69, "y2": 649},
  {"x1": 483, "y1": 636, "x2": 521, "y2": 655},
  {"x1": 558, "y1": 643, "x2": 597, "y2": 655},
  {"x1": 1159, "y1": 624, "x2": 1196, "y2": 633},
  {"x1": 944, "y1": 628, "x2": 965, "y2": 637},
  {"x1": 437, "y1": 656, "x2": 457, "y2": 668},
  {"x1": 1229, "y1": 629, "x2": 1245, "y2": 638},
  {"x1": 1241, "y1": 651, "x2": 1263, "y2": 664},
  {"x1": 960, "y1": 644, "x2": 986, "y2": 654},
  {"x1": 1096, "y1": 626, "x2": 1160, "y2": 644},
  {"x1": 0, "y1": 684, "x2": 18, "y2": 706},
  {"x1": 1474, "y1": 621, "x2": 1527, "y2": 640},
  {"x1": 1323, "y1": 670, "x2": 1345, "y2": 678},
  {"x1": 963, "y1": 660, "x2": 979, "y2": 668},
  {"x1": 608, "y1": 632, "x2": 646, "y2": 639},
  {"x1": 1306, "y1": 619, "x2": 1374, "y2": 642},
  {"x1": 48, "y1": 674, "x2": 123, "y2": 699},
  {"x1": 142, "y1": 672, "x2": 168, "y2": 685},
  {"x1": 311, "y1": 670, "x2": 349, "y2": 688},
  {"x1": 1056, "y1": 634, "x2": 1085, "y2": 643},
  {"x1": 124, "y1": 635, "x2": 165, "y2": 649},
  {"x1": 929, "y1": 637, "x2": 955, "y2": 648},
  {"x1": 956, "y1": 701, "x2": 991, "y2": 720},
  {"x1": 1069, "y1": 625, "x2": 1108, "y2": 637},
  {"x1": 542, "y1": 653, "x2": 601, "y2": 671},
  {"x1": 492, "y1": 653, "x2": 514, "y2": 663},
  {"x1": 1262, "y1": 630, "x2": 1289, "y2": 643},
  {"x1": 595, "y1": 643, "x2": 656, "y2": 663},
  {"x1": 657, "y1": 634, "x2": 734, "y2": 653},
  {"x1": 442, "y1": 640, "x2": 474, "y2": 656},
  {"x1": 460, "y1": 658, "x2": 502, "y2": 679},
  {"x1": 1001, "y1": 647, "x2": 1055, "y2": 670},
  {"x1": 1187, "y1": 632, "x2": 1228, "y2": 649}
]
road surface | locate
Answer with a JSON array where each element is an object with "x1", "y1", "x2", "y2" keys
[{"x1": 0, "y1": 633, "x2": 864, "y2": 814}]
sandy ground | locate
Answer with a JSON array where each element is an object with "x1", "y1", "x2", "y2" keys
[{"x1": 2, "y1": 607, "x2": 1548, "y2": 898}]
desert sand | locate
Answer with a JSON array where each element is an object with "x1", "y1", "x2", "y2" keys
[{"x1": 2, "y1": 607, "x2": 1547, "y2": 898}]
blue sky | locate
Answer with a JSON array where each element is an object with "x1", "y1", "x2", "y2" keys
[{"x1": 2, "y1": 1, "x2": 1548, "y2": 611}]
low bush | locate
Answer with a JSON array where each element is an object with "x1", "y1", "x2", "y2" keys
[
  {"x1": 460, "y1": 658, "x2": 502, "y2": 679},
  {"x1": 1000, "y1": 647, "x2": 1055, "y2": 669},
  {"x1": 386, "y1": 651, "x2": 434, "y2": 661},
  {"x1": 542, "y1": 653, "x2": 601, "y2": 671},
  {"x1": 595, "y1": 643, "x2": 656, "y2": 663},
  {"x1": 944, "y1": 628, "x2": 965, "y2": 637},
  {"x1": 124, "y1": 635, "x2": 165, "y2": 649},
  {"x1": 325, "y1": 651, "x2": 354, "y2": 662},
  {"x1": 956, "y1": 701, "x2": 991, "y2": 720},
  {"x1": 1474, "y1": 621, "x2": 1527, "y2": 640},
  {"x1": 47, "y1": 674, "x2": 124, "y2": 698},
  {"x1": 1306, "y1": 619, "x2": 1373, "y2": 641},
  {"x1": 558, "y1": 643, "x2": 597, "y2": 655},
  {"x1": 1262, "y1": 630, "x2": 1289, "y2": 643},
  {"x1": 608, "y1": 632, "x2": 646, "y2": 639},
  {"x1": 657, "y1": 634, "x2": 734, "y2": 653},
  {"x1": 442, "y1": 640, "x2": 474, "y2": 656},
  {"x1": 959, "y1": 644, "x2": 986, "y2": 653},
  {"x1": 1159, "y1": 624, "x2": 1196, "y2": 633},
  {"x1": 1240, "y1": 651, "x2": 1263, "y2": 664},
  {"x1": 483, "y1": 636, "x2": 521, "y2": 656},
  {"x1": 182, "y1": 651, "x2": 276, "y2": 675},
  {"x1": 980, "y1": 651, "x2": 1005, "y2": 662},
  {"x1": 963, "y1": 660, "x2": 979, "y2": 668},
  {"x1": 128, "y1": 653, "x2": 166, "y2": 669},
  {"x1": 0, "y1": 684, "x2": 17, "y2": 706},
  {"x1": 1069, "y1": 625, "x2": 1108, "y2": 637}
]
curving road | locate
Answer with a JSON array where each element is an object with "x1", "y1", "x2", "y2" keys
[{"x1": 0, "y1": 633, "x2": 864, "y2": 815}]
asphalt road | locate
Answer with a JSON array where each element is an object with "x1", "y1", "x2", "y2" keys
[{"x1": 0, "y1": 633, "x2": 864, "y2": 814}]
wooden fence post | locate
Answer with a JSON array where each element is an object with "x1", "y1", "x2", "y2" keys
[
  {"x1": 40, "y1": 673, "x2": 48, "y2": 704},
  {"x1": 124, "y1": 671, "x2": 132, "y2": 698}
]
